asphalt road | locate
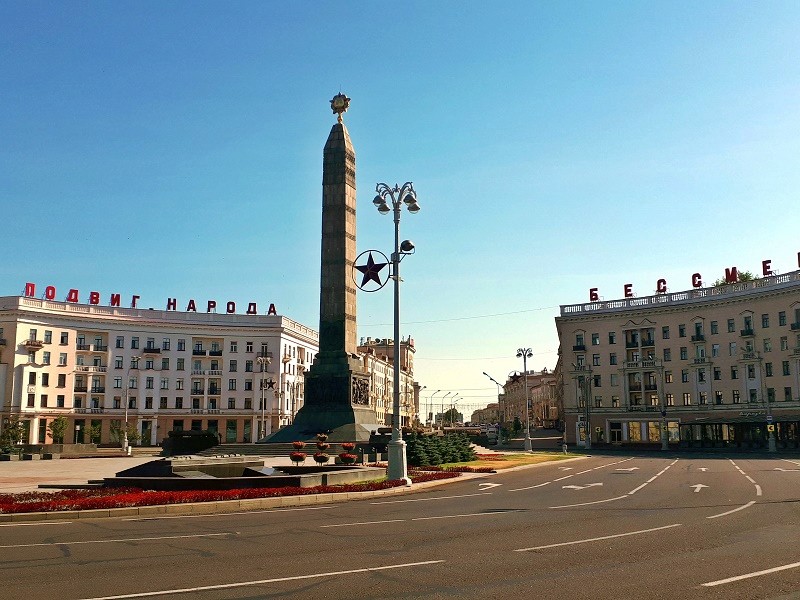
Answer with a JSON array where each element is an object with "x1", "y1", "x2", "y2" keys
[{"x1": 3, "y1": 453, "x2": 800, "y2": 600}]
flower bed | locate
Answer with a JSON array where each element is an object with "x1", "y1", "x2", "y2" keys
[
  {"x1": 417, "y1": 465, "x2": 496, "y2": 473},
  {"x1": 0, "y1": 471, "x2": 461, "y2": 514}
]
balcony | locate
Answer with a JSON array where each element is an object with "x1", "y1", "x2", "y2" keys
[
  {"x1": 76, "y1": 344, "x2": 91, "y2": 351},
  {"x1": 193, "y1": 349, "x2": 207, "y2": 356},
  {"x1": 191, "y1": 369, "x2": 206, "y2": 376},
  {"x1": 792, "y1": 347, "x2": 800, "y2": 356},
  {"x1": 208, "y1": 387, "x2": 221, "y2": 395},
  {"x1": 791, "y1": 322, "x2": 800, "y2": 331},
  {"x1": 207, "y1": 370, "x2": 223, "y2": 376},
  {"x1": 93, "y1": 344, "x2": 108, "y2": 352},
  {"x1": 143, "y1": 347, "x2": 161, "y2": 355},
  {"x1": 74, "y1": 386, "x2": 88, "y2": 392},
  {"x1": 641, "y1": 338, "x2": 655, "y2": 347},
  {"x1": 192, "y1": 388, "x2": 205, "y2": 395},
  {"x1": 75, "y1": 365, "x2": 108, "y2": 373},
  {"x1": 625, "y1": 340, "x2": 639, "y2": 349},
  {"x1": 629, "y1": 382, "x2": 642, "y2": 391},
  {"x1": 740, "y1": 328, "x2": 755, "y2": 337},
  {"x1": 690, "y1": 334, "x2": 705, "y2": 342},
  {"x1": 572, "y1": 344, "x2": 586, "y2": 352},
  {"x1": 693, "y1": 357, "x2": 709, "y2": 364},
  {"x1": 209, "y1": 350, "x2": 223, "y2": 357},
  {"x1": 90, "y1": 387, "x2": 105, "y2": 393},
  {"x1": 644, "y1": 384, "x2": 658, "y2": 391},
  {"x1": 0, "y1": 338, "x2": 6, "y2": 346},
  {"x1": 23, "y1": 339, "x2": 43, "y2": 350},
  {"x1": 742, "y1": 351, "x2": 759, "y2": 360}
]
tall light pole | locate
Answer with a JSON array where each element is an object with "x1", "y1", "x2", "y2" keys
[
  {"x1": 374, "y1": 181, "x2": 420, "y2": 484},
  {"x1": 257, "y1": 355, "x2": 271, "y2": 440},
  {"x1": 516, "y1": 348, "x2": 533, "y2": 452},
  {"x1": 122, "y1": 356, "x2": 142, "y2": 452},
  {"x1": 428, "y1": 390, "x2": 441, "y2": 429},
  {"x1": 483, "y1": 372, "x2": 504, "y2": 444},
  {"x1": 440, "y1": 391, "x2": 453, "y2": 429}
]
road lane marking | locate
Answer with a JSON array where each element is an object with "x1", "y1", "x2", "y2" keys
[
  {"x1": 698, "y1": 467, "x2": 709, "y2": 472},
  {"x1": 370, "y1": 492, "x2": 491, "y2": 505},
  {"x1": 627, "y1": 458, "x2": 678, "y2": 495},
  {"x1": 122, "y1": 506, "x2": 335, "y2": 521},
  {"x1": 0, "y1": 521, "x2": 73, "y2": 527},
  {"x1": 616, "y1": 467, "x2": 639, "y2": 472},
  {"x1": 509, "y1": 481, "x2": 551, "y2": 492},
  {"x1": 321, "y1": 519, "x2": 405, "y2": 528},
  {"x1": 706, "y1": 501, "x2": 756, "y2": 520},
  {"x1": 0, "y1": 532, "x2": 238, "y2": 549},
  {"x1": 76, "y1": 560, "x2": 446, "y2": 600},
  {"x1": 549, "y1": 495, "x2": 629, "y2": 509},
  {"x1": 511, "y1": 457, "x2": 634, "y2": 492},
  {"x1": 690, "y1": 484, "x2": 708, "y2": 493},
  {"x1": 562, "y1": 483, "x2": 602, "y2": 490},
  {"x1": 702, "y1": 560, "x2": 800, "y2": 587},
  {"x1": 729, "y1": 459, "x2": 762, "y2": 498},
  {"x1": 514, "y1": 523, "x2": 681, "y2": 551},
  {"x1": 412, "y1": 511, "x2": 521, "y2": 522},
  {"x1": 478, "y1": 482, "x2": 502, "y2": 489}
]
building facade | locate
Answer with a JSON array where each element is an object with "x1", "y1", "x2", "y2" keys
[
  {"x1": 357, "y1": 336, "x2": 419, "y2": 428},
  {"x1": 556, "y1": 270, "x2": 800, "y2": 448},
  {"x1": 0, "y1": 296, "x2": 317, "y2": 446},
  {"x1": 502, "y1": 369, "x2": 559, "y2": 430}
]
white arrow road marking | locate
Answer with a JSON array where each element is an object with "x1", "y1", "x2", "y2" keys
[
  {"x1": 698, "y1": 467, "x2": 709, "y2": 472},
  {"x1": 616, "y1": 467, "x2": 639, "y2": 472},
  {"x1": 774, "y1": 467, "x2": 800, "y2": 472},
  {"x1": 691, "y1": 484, "x2": 709, "y2": 493},
  {"x1": 478, "y1": 482, "x2": 502, "y2": 489},
  {"x1": 563, "y1": 483, "x2": 603, "y2": 490}
]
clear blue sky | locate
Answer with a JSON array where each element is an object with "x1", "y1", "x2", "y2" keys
[{"x1": 3, "y1": 1, "x2": 799, "y2": 416}]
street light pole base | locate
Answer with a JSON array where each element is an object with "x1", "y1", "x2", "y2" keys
[
  {"x1": 523, "y1": 435, "x2": 532, "y2": 452},
  {"x1": 768, "y1": 436, "x2": 777, "y2": 453},
  {"x1": 387, "y1": 438, "x2": 409, "y2": 482}
]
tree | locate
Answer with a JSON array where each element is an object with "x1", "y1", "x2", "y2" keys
[
  {"x1": 47, "y1": 416, "x2": 68, "y2": 444},
  {"x1": 1, "y1": 417, "x2": 26, "y2": 452},
  {"x1": 87, "y1": 423, "x2": 102, "y2": 444},
  {"x1": 713, "y1": 270, "x2": 758, "y2": 287}
]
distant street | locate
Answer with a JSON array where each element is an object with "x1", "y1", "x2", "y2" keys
[{"x1": 3, "y1": 453, "x2": 800, "y2": 599}]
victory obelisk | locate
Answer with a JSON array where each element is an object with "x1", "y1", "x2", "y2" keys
[{"x1": 263, "y1": 94, "x2": 380, "y2": 443}]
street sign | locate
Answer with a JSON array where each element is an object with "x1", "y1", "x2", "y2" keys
[
  {"x1": 595, "y1": 427, "x2": 602, "y2": 433},
  {"x1": 767, "y1": 424, "x2": 775, "y2": 432},
  {"x1": 767, "y1": 415, "x2": 773, "y2": 423}
]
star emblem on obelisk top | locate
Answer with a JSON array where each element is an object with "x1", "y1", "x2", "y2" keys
[{"x1": 330, "y1": 92, "x2": 350, "y2": 123}]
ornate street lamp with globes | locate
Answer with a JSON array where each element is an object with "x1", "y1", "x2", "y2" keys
[{"x1": 516, "y1": 348, "x2": 533, "y2": 451}]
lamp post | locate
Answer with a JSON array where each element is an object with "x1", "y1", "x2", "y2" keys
[
  {"x1": 516, "y1": 348, "x2": 533, "y2": 452},
  {"x1": 257, "y1": 355, "x2": 271, "y2": 440},
  {"x1": 122, "y1": 356, "x2": 142, "y2": 452},
  {"x1": 440, "y1": 391, "x2": 452, "y2": 429},
  {"x1": 428, "y1": 389, "x2": 441, "y2": 429},
  {"x1": 483, "y1": 372, "x2": 504, "y2": 443},
  {"x1": 374, "y1": 181, "x2": 420, "y2": 484}
]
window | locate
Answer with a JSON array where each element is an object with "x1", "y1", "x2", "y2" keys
[
  {"x1": 115, "y1": 336, "x2": 124, "y2": 348},
  {"x1": 60, "y1": 332, "x2": 69, "y2": 345},
  {"x1": 711, "y1": 344, "x2": 720, "y2": 357},
  {"x1": 749, "y1": 389, "x2": 758, "y2": 403},
  {"x1": 610, "y1": 374, "x2": 618, "y2": 386},
  {"x1": 230, "y1": 341, "x2": 238, "y2": 352},
  {"x1": 765, "y1": 363, "x2": 773, "y2": 377},
  {"x1": 785, "y1": 387, "x2": 793, "y2": 402},
  {"x1": 229, "y1": 360, "x2": 237, "y2": 372},
  {"x1": 246, "y1": 341, "x2": 254, "y2": 353},
  {"x1": 727, "y1": 318, "x2": 735, "y2": 333},
  {"x1": 146, "y1": 337, "x2": 155, "y2": 350},
  {"x1": 747, "y1": 365, "x2": 756, "y2": 379},
  {"x1": 42, "y1": 351, "x2": 51, "y2": 365},
  {"x1": 130, "y1": 337, "x2": 139, "y2": 349},
  {"x1": 713, "y1": 390, "x2": 723, "y2": 405},
  {"x1": 662, "y1": 326, "x2": 670, "y2": 339},
  {"x1": 767, "y1": 388, "x2": 775, "y2": 403},
  {"x1": 713, "y1": 367, "x2": 721, "y2": 381},
  {"x1": 128, "y1": 397, "x2": 137, "y2": 409},
  {"x1": 592, "y1": 354, "x2": 600, "y2": 366},
  {"x1": 177, "y1": 358, "x2": 185, "y2": 371},
  {"x1": 57, "y1": 374, "x2": 66, "y2": 387},
  {"x1": 762, "y1": 314, "x2": 770, "y2": 328},
  {"x1": 680, "y1": 347, "x2": 688, "y2": 360},
  {"x1": 763, "y1": 337, "x2": 773, "y2": 353},
  {"x1": 175, "y1": 397, "x2": 183, "y2": 409},
  {"x1": 733, "y1": 390, "x2": 740, "y2": 404},
  {"x1": 783, "y1": 361, "x2": 790, "y2": 376},
  {"x1": 779, "y1": 311, "x2": 787, "y2": 326},
  {"x1": 594, "y1": 396, "x2": 602, "y2": 408},
  {"x1": 591, "y1": 333, "x2": 600, "y2": 346},
  {"x1": 608, "y1": 332, "x2": 616, "y2": 344},
  {"x1": 245, "y1": 360, "x2": 254, "y2": 372},
  {"x1": 576, "y1": 355, "x2": 585, "y2": 366},
  {"x1": 228, "y1": 398, "x2": 236, "y2": 410},
  {"x1": 663, "y1": 348, "x2": 671, "y2": 362},
  {"x1": 244, "y1": 398, "x2": 253, "y2": 410},
  {"x1": 161, "y1": 358, "x2": 169, "y2": 370},
  {"x1": 40, "y1": 394, "x2": 48, "y2": 407},
  {"x1": 74, "y1": 396, "x2": 82, "y2": 408},
  {"x1": 678, "y1": 325, "x2": 686, "y2": 338},
  {"x1": 115, "y1": 356, "x2": 123, "y2": 369},
  {"x1": 129, "y1": 377, "x2": 137, "y2": 389},
  {"x1": 575, "y1": 333, "x2": 585, "y2": 347},
  {"x1": 228, "y1": 379, "x2": 237, "y2": 391},
  {"x1": 177, "y1": 339, "x2": 186, "y2": 351},
  {"x1": 59, "y1": 353, "x2": 67, "y2": 366},
  {"x1": 781, "y1": 336, "x2": 789, "y2": 351},
  {"x1": 729, "y1": 342, "x2": 737, "y2": 356},
  {"x1": 710, "y1": 321, "x2": 718, "y2": 335},
  {"x1": 145, "y1": 397, "x2": 153, "y2": 409},
  {"x1": 161, "y1": 378, "x2": 169, "y2": 390},
  {"x1": 611, "y1": 395, "x2": 620, "y2": 407},
  {"x1": 609, "y1": 353, "x2": 617, "y2": 365},
  {"x1": 145, "y1": 359, "x2": 154, "y2": 370},
  {"x1": 681, "y1": 369, "x2": 689, "y2": 383},
  {"x1": 44, "y1": 330, "x2": 52, "y2": 344},
  {"x1": 666, "y1": 393, "x2": 674, "y2": 407},
  {"x1": 698, "y1": 369, "x2": 706, "y2": 383},
  {"x1": 40, "y1": 373, "x2": 49, "y2": 387},
  {"x1": 664, "y1": 371, "x2": 673, "y2": 383},
  {"x1": 682, "y1": 392, "x2": 692, "y2": 405},
  {"x1": 28, "y1": 372, "x2": 36, "y2": 385},
  {"x1": 593, "y1": 375, "x2": 601, "y2": 387},
  {"x1": 244, "y1": 380, "x2": 253, "y2": 391},
  {"x1": 160, "y1": 397, "x2": 168, "y2": 409},
  {"x1": 699, "y1": 392, "x2": 707, "y2": 405},
  {"x1": 208, "y1": 398, "x2": 217, "y2": 410},
  {"x1": 731, "y1": 366, "x2": 738, "y2": 379},
  {"x1": 114, "y1": 377, "x2": 122, "y2": 389}
]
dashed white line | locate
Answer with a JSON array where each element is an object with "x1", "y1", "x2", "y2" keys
[
  {"x1": 549, "y1": 495, "x2": 629, "y2": 509},
  {"x1": 509, "y1": 481, "x2": 551, "y2": 492},
  {"x1": 514, "y1": 523, "x2": 682, "y2": 551},
  {"x1": 702, "y1": 560, "x2": 800, "y2": 587},
  {"x1": 370, "y1": 492, "x2": 491, "y2": 505},
  {"x1": 706, "y1": 501, "x2": 756, "y2": 520},
  {"x1": 321, "y1": 519, "x2": 404, "y2": 528},
  {"x1": 0, "y1": 521, "x2": 73, "y2": 527},
  {"x1": 627, "y1": 459, "x2": 678, "y2": 495},
  {"x1": 122, "y1": 506, "x2": 335, "y2": 521},
  {"x1": 0, "y1": 532, "x2": 238, "y2": 549},
  {"x1": 76, "y1": 560, "x2": 446, "y2": 599}
]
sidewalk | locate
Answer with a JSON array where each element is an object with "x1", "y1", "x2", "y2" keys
[{"x1": 0, "y1": 453, "x2": 300, "y2": 494}]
